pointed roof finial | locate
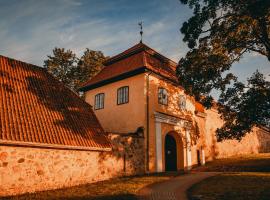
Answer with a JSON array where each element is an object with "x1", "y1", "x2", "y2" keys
[{"x1": 138, "y1": 21, "x2": 143, "y2": 43}]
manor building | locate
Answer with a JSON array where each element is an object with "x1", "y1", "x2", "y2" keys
[
  {"x1": 80, "y1": 42, "x2": 270, "y2": 172},
  {"x1": 1, "y1": 43, "x2": 269, "y2": 197}
]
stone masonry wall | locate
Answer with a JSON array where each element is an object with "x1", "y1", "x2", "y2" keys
[
  {"x1": 204, "y1": 109, "x2": 270, "y2": 161},
  {"x1": 0, "y1": 135, "x2": 145, "y2": 197},
  {"x1": 0, "y1": 146, "x2": 122, "y2": 197},
  {"x1": 108, "y1": 133, "x2": 145, "y2": 175}
]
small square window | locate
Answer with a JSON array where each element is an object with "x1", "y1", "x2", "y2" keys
[
  {"x1": 94, "y1": 93, "x2": 104, "y2": 110},
  {"x1": 117, "y1": 86, "x2": 129, "y2": 105},
  {"x1": 158, "y1": 88, "x2": 168, "y2": 105}
]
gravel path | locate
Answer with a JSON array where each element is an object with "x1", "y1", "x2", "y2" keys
[{"x1": 137, "y1": 172, "x2": 220, "y2": 200}]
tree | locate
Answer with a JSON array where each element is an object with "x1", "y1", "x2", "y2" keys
[
  {"x1": 75, "y1": 49, "x2": 106, "y2": 90},
  {"x1": 44, "y1": 48, "x2": 78, "y2": 91},
  {"x1": 44, "y1": 48, "x2": 106, "y2": 92},
  {"x1": 177, "y1": 0, "x2": 270, "y2": 140},
  {"x1": 217, "y1": 71, "x2": 270, "y2": 141}
]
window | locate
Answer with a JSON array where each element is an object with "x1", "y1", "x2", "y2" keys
[
  {"x1": 158, "y1": 88, "x2": 168, "y2": 105},
  {"x1": 117, "y1": 86, "x2": 129, "y2": 105},
  {"x1": 94, "y1": 93, "x2": 104, "y2": 110},
  {"x1": 179, "y1": 95, "x2": 186, "y2": 110}
]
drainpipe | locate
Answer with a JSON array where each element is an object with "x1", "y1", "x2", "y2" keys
[{"x1": 146, "y1": 71, "x2": 152, "y2": 172}]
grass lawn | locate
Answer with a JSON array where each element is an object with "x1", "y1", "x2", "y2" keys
[
  {"x1": 188, "y1": 153, "x2": 270, "y2": 200},
  {"x1": 2, "y1": 172, "x2": 179, "y2": 200},
  {"x1": 192, "y1": 153, "x2": 270, "y2": 172}
]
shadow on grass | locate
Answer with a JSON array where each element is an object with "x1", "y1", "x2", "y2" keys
[
  {"x1": 192, "y1": 153, "x2": 270, "y2": 172},
  {"x1": 67, "y1": 194, "x2": 138, "y2": 200},
  {"x1": 1, "y1": 172, "x2": 182, "y2": 200},
  {"x1": 1, "y1": 194, "x2": 138, "y2": 200},
  {"x1": 187, "y1": 173, "x2": 270, "y2": 200}
]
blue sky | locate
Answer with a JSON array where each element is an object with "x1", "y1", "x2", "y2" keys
[{"x1": 0, "y1": 0, "x2": 269, "y2": 84}]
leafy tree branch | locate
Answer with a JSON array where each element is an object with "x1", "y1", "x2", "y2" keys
[{"x1": 178, "y1": 0, "x2": 270, "y2": 140}]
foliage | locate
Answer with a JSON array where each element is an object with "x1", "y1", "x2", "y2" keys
[
  {"x1": 217, "y1": 71, "x2": 270, "y2": 140},
  {"x1": 44, "y1": 48, "x2": 78, "y2": 91},
  {"x1": 180, "y1": 0, "x2": 270, "y2": 59},
  {"x1": 44, "y1": 48, "x2": 106, "y2": 92},
  {"x1": 178, "y1": 0, "x2": 270, "y2": 140},
  {"x1": 75, "y1": 48, "x2": 106, "y2": 90}
]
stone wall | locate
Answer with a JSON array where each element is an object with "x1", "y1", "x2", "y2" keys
[
  {"x1": 108, "y1": 133, "x2": 145, "y2": 175},
  {"x1": 0, "y1": 135, "x2": 145, "y2": 197},
  {"x1": 204, "y1": 109, "x2": 270, "y2": 161}
]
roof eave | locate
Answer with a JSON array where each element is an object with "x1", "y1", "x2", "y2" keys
[
  {"x1": 80, "y1": 67, "x2": 147, "y2": 92},
  {"x1": 0, "y1": 139, "x2": 112, "y2": 152}
]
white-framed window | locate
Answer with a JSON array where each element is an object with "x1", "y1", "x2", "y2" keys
[
  {"x1": 179, "y1": 94, "x2": 186, "y2": 110},
  {"x1": 94, "y1": 93, "x2": 104, "y2": 110},
  {"x1": 117, "y1": 86, "x2": 129, "y2": 105},
  {"x1": 158, "y1": 87, "x2": 168, "y2": 105}
]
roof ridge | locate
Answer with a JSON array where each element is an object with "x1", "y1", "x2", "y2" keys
[
  {"x1": 103, "y1": 42, "x2": 146, "y2": 65},
  {"x1": 0, "y1": 55, "x2": 46, "y2": 71},
  {"x1": 103, "y1": 43, "x2": 177, "y2": 67}
]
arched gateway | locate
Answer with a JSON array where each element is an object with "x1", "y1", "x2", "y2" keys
[
  {"x1": 165, "y1": 134, "x2": 177, "y2": 171},
  {"x1": 164, "y1": 131, "x2": 184, "y2": 171}
]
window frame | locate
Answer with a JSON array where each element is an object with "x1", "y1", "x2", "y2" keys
[
  {"x1": 94, "y1": 93, "x2": 105, "y2": 110},
  {"x1": 178, "y1": 94, "x2": 186, "y2": 110},
  {"x1": 158, "y1": 87, "x2": 168, "y2": 106},
  {"x1": 117, "y1": 86, "x2": 129, "y2": 105}
]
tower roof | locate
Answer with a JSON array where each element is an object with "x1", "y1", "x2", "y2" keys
[{"x1": 80, "y1": 42, "x2": 178, "y2": 91}]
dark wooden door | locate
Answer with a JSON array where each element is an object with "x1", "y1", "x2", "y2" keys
[
  {"x1": 197, "y1": 150, "x2": 201, "y2": 166},
  {"x1": 165, "y1": 134, "x2": 177, "y2": 171}
]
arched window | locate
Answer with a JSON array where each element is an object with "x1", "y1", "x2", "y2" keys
[
  {"x1": 117, "y1": 86, "x2": 129, "y2": 105},
  {"x1": 158, "y1": 87, "x2": 168, "y2": 105},
  {"x1": 94, "y1": 93, "x2": 104, "y2": 110}
]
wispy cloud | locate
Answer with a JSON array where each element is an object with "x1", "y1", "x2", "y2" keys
[
  {"x1": 0, "y1": 0, "x2": 189, "y2": 65},
  {"x1": 0, "y1": 0, "x2": 268, "y2": 84}
]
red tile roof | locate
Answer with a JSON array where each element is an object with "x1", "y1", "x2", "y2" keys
[
  {"x1": 80, "y1": 42, "x2": 205, "y2": 113},
  {"x1": 0, "y1": 55, "x2": 111, "y2": 150},
  {"x1": 80, "y1": 42, "x2": 178, "y2": 91}
]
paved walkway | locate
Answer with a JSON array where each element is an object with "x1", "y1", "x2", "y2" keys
[{"x1": 137, "y1": 172, "x2": 220, "y2": 200}]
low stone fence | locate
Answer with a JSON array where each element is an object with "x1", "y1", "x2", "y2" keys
[{"x1": 0, "y1": 134, "x2": 145, "y2": 197}]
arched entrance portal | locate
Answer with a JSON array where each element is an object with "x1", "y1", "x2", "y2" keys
[{"x1": 165, "y1": 134, "x2": 177, "y2": 171}]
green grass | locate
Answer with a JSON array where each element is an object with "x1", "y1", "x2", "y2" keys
[
  {"x1": 2, "y1": 172, "x2": 180, "y2": 200},
  {"x1": 188, "y1": 153, "x2": 270, "y2": 200},
  {"x1": 192, "y1": 153, "x2": 270, "y2": 172},
  {"x1": 188, "y1": 173, "x2": 270, "y2": 200}
]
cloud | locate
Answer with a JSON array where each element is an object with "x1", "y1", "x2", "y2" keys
[
  {"x1": 0, "y1": 0, "x2": 267, "y2": 87},
  {"x1": 0, "y1": 0, "x2": 190, "y2": 66},
  {"x1": 62, "y1": 0, "x2": 82, "y2": 6}
]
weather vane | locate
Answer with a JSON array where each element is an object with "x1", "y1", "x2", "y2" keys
[{"x1": 138, "y1": 21, "x2": 143, "y2": 43}]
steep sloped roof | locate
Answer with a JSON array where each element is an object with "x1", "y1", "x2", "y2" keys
[
  {"x1": 80, "y1": 42, "x2": 178, "y2": 91},
  {"x1": 0, "y1": 55, "x2": 111, "y2": 150},
  {"x1": 80, "y1": 42, "x2": 205, "y2": 113}
]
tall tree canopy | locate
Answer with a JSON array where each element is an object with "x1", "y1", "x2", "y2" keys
[
  {"x1": 178, "y1": 0, "x2": 270, "y2": 141},
  {"x1": 44, "y1": 48, "x2": 106, "y2": 92},
  {"x1": 76, "y1": 48, "x2": 106, "y2": 89},
  {"x1": 44, "y1": 48, "x2": 78, "y2": 91}
]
